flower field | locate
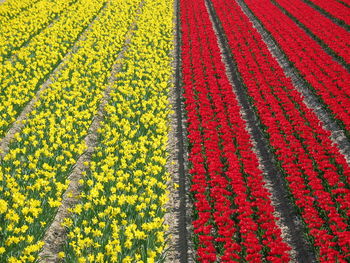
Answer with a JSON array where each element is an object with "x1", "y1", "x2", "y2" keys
[{"x1": 0, "y1": 0, "x2": 349, "y2": 262}]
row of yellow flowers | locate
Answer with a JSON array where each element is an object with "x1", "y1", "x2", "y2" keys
[
  {"x1": 0, "y1": 0, "x2": 142, "y2": 261},
  {"x1": 61, "y1": 0, "x2": 174, "y2": 261},
  {"x1": 0, "y1": 0, "x2": 42, "y2": 23},
  {"x1": 0, "y1": 0, "x2": 107, "y2": 139},
  {"x1": 0, "y1": 0, "x2": 77, "y2": 60}
]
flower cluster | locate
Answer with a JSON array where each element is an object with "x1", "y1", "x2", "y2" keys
[
  {"x1": 181, "y1": 0, "x2": 291, "y2": 261},
  {"x1": 0, "y1": 0, "x2": 108, "y2": 139},
  {"x1": 242, "y1": 0, "x2": 350, "y2": 135},
  {"x1": 61, "y1": 0, "x2": 174, "y2": 261},
  {"x1": 0, "y1": 0, "x2": 141, "y2": 261},
  {"x1": 212, "y1": 0, "x2": 350, "y2": 260}
]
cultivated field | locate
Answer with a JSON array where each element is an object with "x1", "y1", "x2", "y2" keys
[{"x1": 0, "y1": 0, "x2": 349, "y2": 262}]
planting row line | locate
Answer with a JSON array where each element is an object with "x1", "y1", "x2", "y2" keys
[
  {"x1": 181, "y1": 0, "x2": 291, "y2": 261},
  {"x1": 240, "y1": 0, "x2": 350, "y2": 139},
  {"x1": 61, "y1": 1, "x2": 174, "y2": 261},
  {"x1": 0, "y1": 0, "x2": 141, "y2": 261},
  {"x1": 0, "y1": 0, "x2": 107, "y2": 139},
  {"x1": 211, "y1": 0, "x2": 350, "y2": 261}
]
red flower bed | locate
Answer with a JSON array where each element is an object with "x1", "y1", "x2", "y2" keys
[
  {"x1": 274, "y1": 0, "x2": 350, "y2": 64},
  {"x1": 211, "y1": 0, "x2": 350, "y2": 261},
  {"x1": 180, "y1": 0, "x2": 290, "y2": 261},
  {"x1": 240, "y1": 0, "x2": 350, "y2": 134},
  {"x1": 306, "y1": 0, "x2": 350, "y2": 26}
]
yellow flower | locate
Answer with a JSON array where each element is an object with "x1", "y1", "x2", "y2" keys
[
  {"x1": 122, "y1": 256, "x2": 133, "y2": 263},
  {"x1": 48, "y1": 198, "x2": 61, "y2": 208},
  {"x1": 58, "y1": 252, "x2": 65, "y2": 259},
  {"x1": 0, "y1": 199, "x2": 8, "y2": 214},
  {"x1": 8, "y1": 257, "x2": 21, "y2": 263},
  {"x1": 61, "y1": 218, "x2": 73, "y2": 228},
  {"x1": 96, "y1": 252, "x2": 104, "y2": 262}
]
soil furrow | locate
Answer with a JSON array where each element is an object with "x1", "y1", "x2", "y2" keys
[
  {"x1": 38, "y1": 3, "x2": 145, "y2": 262},
  {"x1": 205, "y1": 0, "x2": 317, "y2": 262},
  {"x1": 236, "y1": 0, "x2": 350, "y2": 166},
  {"x1": 0, "y1": 1, "x2": 108, "y2": 159},
  {"x1": 164, "y1": 0, "x2": 192, "y2": 262}
]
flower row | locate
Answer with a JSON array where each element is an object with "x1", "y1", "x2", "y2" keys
[
  {"x1": 0, "y1": 0, "x2": 141, "y2": 261},
  {"x1": 61, "y1": 0, "x2": 174, "y2": 262},
  {"x1": 306, "y1": 0, "x2": 350, "y2": 25},
  {"x1": 242, "y1": 0, "x2": 350, "y2": 135},
  {"x1": 0, "y1": 0, "x2": 39, "y2": 21},
  {"x1": 0, "y1": 0, "x2": 107, "y2": 139},
  {"x1": 181, "y1": 0, "x2": 291, "y2": 261},
  {"x1": 211, "y1": 0, "x2": 350, "y2": 260},
  {"x1": 0, "y1": 0, "x2": 77, "y2": 61},
  {"x1": 273, "y1": 0, "x2": 350, "y2": 65}
]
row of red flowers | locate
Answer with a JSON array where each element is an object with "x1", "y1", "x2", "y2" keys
[
  {"x1": 299, "y1": 0, "x2": 350, "y2": 27},
  {"x1": 180, "y1": 0, "x2": 291, "y2": 261},
  {"x1": 241, "y1": 0, "x2": 350, "y2": 135},
  {"x1": 274, "y1": 0, "x2": 350, "y2": 65},
  {"x1": 211, "y1": 0, "x2": 350, "y2": 261}
]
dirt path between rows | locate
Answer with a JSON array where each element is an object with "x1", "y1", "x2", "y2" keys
[{"x1": 164, "y1": 0, "x2": 193, "y2": 261}]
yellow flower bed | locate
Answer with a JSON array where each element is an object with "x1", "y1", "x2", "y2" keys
[
  {"x1": 0, "y1": 0, "x2": 42, "y2": 22},
  {"x1": 0, "y1": 0, "x2": 108, "y2": 139},
  {"x1": 0, "y1": 0, "x2": 76, "y2": 60},
  {"x1": 0, "y1": 0, "x2": 42, "y2": 21},
  {"x1": 0, "y1": 0, "x2": 141, "y2": 261},
  {"x1": 62, "y1": 0, "x2": 174, "y2": 261}
]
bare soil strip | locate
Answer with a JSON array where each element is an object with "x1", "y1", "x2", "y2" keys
[
  {"x1": 0, "y1": 2, "x2": 107, "y2": 159},
  {"x1": 38, "y1": 3, "x2": 145, "y2": 262},
  {"x1": 270, "y1": 0, "x2": 350, "y2": 72},
  {"x1": 236, "y1": 0, "x2": 350, "y2": 166},
  {"x1": 301, "y1": 0, "x2": 350, "y2": 31},
  {"x1": 205, "y1": 0, "x2": 318, "y2": 262},
  {"x1": 164, "y1": 0, "x2": 193, "y2": 261}
]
